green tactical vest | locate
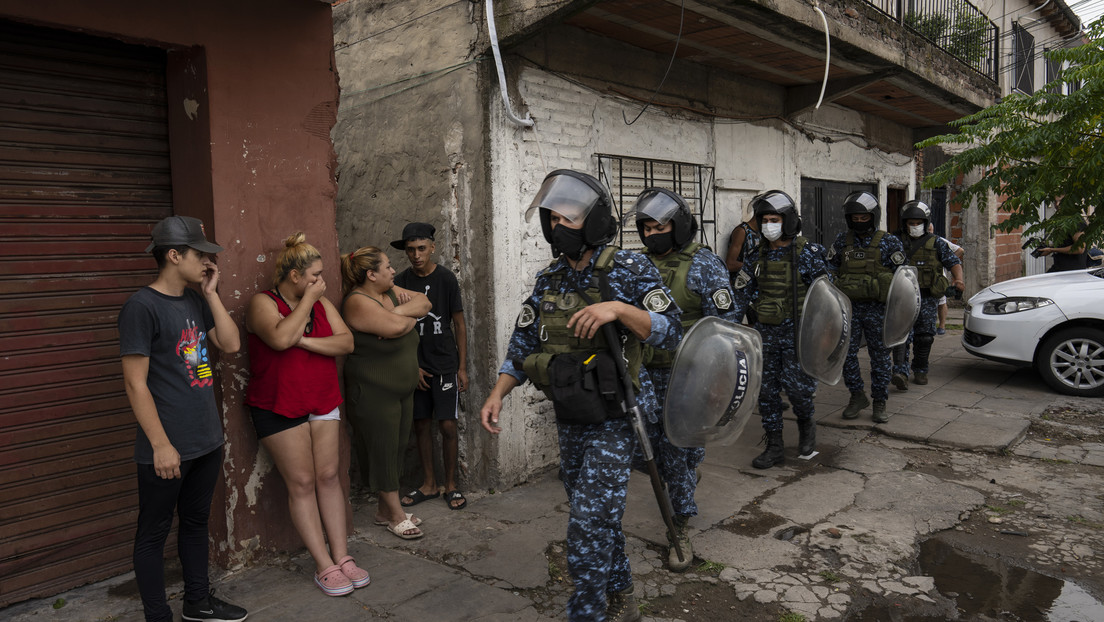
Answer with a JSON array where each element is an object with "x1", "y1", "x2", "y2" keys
[
  {"x1": 836, "y1": 230, "x2": 894, "y2": 303},
  {"x1": 751, "y1": 237, "x2": 809, "y2": 326},
  {"x1": 522, "y1": 246, "x2": 643, "y2": 394},
  {"x1": 642, "y1": 243, "x2": 704, "y2": 368},
  {"x1": 907, "y1": 235, "x2": 950, "y2": 297}
]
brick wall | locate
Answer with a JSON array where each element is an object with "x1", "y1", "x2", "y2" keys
[{"x1": 994, "y1": 209, "x2": 1024, "y2": 282}]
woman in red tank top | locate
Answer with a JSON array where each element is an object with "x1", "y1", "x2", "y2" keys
[{"x1": 244, "y1": 232, "x2": 365, "y2": 597}]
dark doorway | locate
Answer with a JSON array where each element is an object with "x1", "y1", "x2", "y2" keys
[
  {"x1": 930, "y1": 188, "x2": 948, "y2": 238},
  {"x1": 800, "y1": 178, "x2": 878, "y2": 246}
]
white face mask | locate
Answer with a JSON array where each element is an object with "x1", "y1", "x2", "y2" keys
[
  {"x1": 762, "y1": 222, "x2": 783, "y2": 241},
  {"x1": 908, "y1": 224, "x2": 925, "y2": 238}
]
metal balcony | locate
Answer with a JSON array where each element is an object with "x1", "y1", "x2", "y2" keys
[{"x1": 865, "y1": 0, "x2": 999, "y2": 81}]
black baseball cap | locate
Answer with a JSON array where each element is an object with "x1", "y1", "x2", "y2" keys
[
  {"x1": 145, "y1": 216, "x2": 225, "y2": 254},
  {"x1": 390, "y1": 222, "x2": 436, "y2": 250}
]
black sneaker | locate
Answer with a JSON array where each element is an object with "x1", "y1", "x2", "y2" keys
[{"x1": 182, "y1": 590, "x2": 248, "y2": 622}]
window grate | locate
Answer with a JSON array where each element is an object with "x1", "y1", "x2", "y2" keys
[{"x1": 596, "y1": 154, "x2": 716, "y2": 252}]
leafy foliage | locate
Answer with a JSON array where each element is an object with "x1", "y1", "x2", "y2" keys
[{"x1": 919, "y1": 19, "x2": 1104, "y2": 248}]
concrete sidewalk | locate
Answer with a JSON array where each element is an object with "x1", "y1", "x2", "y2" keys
[{"x1": 5, "y1": 321, "x2": 1074, "y2": 622}]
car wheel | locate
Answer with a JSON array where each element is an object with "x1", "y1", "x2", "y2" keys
[{"x1": 1035, "y1": 327, "x2": 1104, "y2": 397}]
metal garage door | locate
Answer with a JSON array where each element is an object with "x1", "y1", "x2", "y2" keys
[{"x1": 0, "y1": 19, "x2": 171, "y2": 605}]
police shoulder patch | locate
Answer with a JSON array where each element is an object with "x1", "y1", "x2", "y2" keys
[
  {"x1": 517, "y1": 303, "x2": 536, "y2": 328},
  {"x1": 732, "y1": 270, "x2": 752, "y2": 290},
  {"x1": 642, "y1": 288, "x2": 673, "y2": 313},
  {"x1": 712, "y1": 288, "x2": 734, "y2": 310},
  {"x1": 890, "y1": 251, "x2": 906, "y2": 266}
]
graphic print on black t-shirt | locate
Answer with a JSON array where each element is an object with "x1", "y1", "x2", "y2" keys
[
  {"x1": 395, "y1": 265, "x2": 463, "y2": 375},
  {"x1": 177, "y1": 318, "x2": 214, "y2": 387}
]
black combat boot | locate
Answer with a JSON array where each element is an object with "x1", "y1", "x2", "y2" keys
[
  {"x1": 841, "y1": 392, "x2": 870, "y2": 419},
  {"x1": 606, "y1": 586, "x2": 642, "y2": 622},
  {"x1": 752, "y1": 431, "x2": 785, "y2": 469},
  {"x1": 872, "y1": 400, "x2": 889, "y2": 423},
  {"x1": 667, "y1": 515, "x2": 693, "y2": 572},
  {"x1": 797, "y1": 418, "x2": 816, "y2": 456}
]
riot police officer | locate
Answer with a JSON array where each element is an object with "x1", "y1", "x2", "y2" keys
[
  {"x1": 625, "y1": 188, "x2": 737, "y2": 571},
  {"x1": 480, "y1": 170, "x2": 681, "y2": 622},
  {"x1": 891, "y1": 200, "x2": 964, "y2": 388},
  {"x1": 827, "y1": 191, "x2": 905, "y2": 423},
  {"x1": 736, "y1": 191, "x2": 829, "y2": 468}
]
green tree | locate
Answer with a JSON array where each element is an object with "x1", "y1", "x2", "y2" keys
[{"x1": 919, "y1": 19, "x2": 1104, "y2": 249}]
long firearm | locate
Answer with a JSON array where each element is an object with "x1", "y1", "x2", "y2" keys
[{"x1": 576, "y1": 289, "x2": 685, "y2": 563}]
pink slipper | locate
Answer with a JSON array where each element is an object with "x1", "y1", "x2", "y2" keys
[
  {"x1": 337, "y1": 555, "x2": 371, "y2": 588},
  {"x1": 314, "y1": 564, "x2": 354, "y2": 596}
]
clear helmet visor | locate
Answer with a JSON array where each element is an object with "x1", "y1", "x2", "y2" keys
[
  {"x1": 622, "y1": 189, "x2": 683, "y2": 227},
  {"x1": 524, "y1": 174, "x2": 601, "y2": 224}
]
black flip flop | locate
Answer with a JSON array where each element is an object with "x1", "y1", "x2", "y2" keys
[
  {"x1": 444, "y1": 490, "x2": 467, "y2": 510},
  {"x1": 401, "y1": 489, "x2": 440, "y2": 507}
]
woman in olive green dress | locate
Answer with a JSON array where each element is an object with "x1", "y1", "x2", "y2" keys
[{"x1": 341, "y1": 246, "x2": 430, "y2": 539}]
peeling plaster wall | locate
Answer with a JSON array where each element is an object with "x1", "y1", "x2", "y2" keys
[
  {"x1": 332, "y1": 1, "x2": 497, "y2": 484},
  {"x1": 1, "y1": 0, "x2": 342, "y2": 567}
]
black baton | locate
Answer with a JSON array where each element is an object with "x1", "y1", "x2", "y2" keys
[{"x1": 576, "y1": 289, "x2": 685, "y2": 563}]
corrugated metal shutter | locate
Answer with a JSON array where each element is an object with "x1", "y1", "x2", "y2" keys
[{"x1": 0, "y1": 19, "x2": 171, "y2": 605}]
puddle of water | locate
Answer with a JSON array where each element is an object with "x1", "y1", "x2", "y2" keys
[
  {"x1": 914, "y1": 536, "x2": 1104, "y2": 621},
  {"x1": 848, "y1": 535, "x2": 1104, "y2": 621}
]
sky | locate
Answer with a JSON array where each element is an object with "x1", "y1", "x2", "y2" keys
[{"x1": 1068, "y1": 0, "x2": 1104, "y2": 27}]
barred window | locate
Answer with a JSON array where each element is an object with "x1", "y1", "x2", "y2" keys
[{"x1": 596, "y1": 154, "x2": 716, "y2": 251}]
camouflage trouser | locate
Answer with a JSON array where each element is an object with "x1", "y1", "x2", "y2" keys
[
  {"x1": 640, "y1": 367, "x2": 703, "y2": 519},
  {"x1": 756, "y1": 323, "x2": 817, "y2": 432},
  {"x1": 893, "y1": 297, "x2": 939, "y2": 375},
  {"x1": 843, "y1": 302, "x2": 892, "y2": 401},
  {"x1": 558, "y1": 417, "x2": 636, "y2": 622}
]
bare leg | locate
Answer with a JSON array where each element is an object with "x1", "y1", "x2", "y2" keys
[
  {"x1": 937, "y1": 302, "x2": 948, "y2": 329},
  {"x1": 440, "y1": 419, "x2": 461, "y2": 504},
  {"x1": 261, "y1": 424, "x2": 334, "y2": 574},
  {"x1": 308, "y1": 420, "x2": 347, "y2": 563},
  {"x1": 379, "y1": 490, "x2": 421, "y2": 536}
]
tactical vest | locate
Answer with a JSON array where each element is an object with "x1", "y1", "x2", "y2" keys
[
  {"x1": 522, "y1": 246, "x2": 643, "y2": 393},
  {"x1": 751, "y1": 237, "x2": 809, "y2": 326},
  {"x1": 642, "y1": 243, "x2": 704, "y2": 367},
  {"x1": 836, "y1": 230, "x2": 894, "y2": 303},
  {"x1": 907, "y1": 234, "x2": 950, "y2": 297}
]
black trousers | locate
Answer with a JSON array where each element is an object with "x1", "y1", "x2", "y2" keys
[{"x1": 133, "y1": 447, "x2": 222, "y2": 622}]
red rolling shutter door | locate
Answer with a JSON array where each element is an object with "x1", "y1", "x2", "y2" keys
[{"x1": 0, "y1": 20, "x2": 171, "y2": 605}]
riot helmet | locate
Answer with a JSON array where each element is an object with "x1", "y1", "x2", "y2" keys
[
  {"x1": 623, "y1": 188, "x2": 698, "y2": 249},
  {"x1": 751, "y1": 190, "x2": 801, "y2": 239},
  {"x1": 842, "y1": 191, "x2": 881, "y2": 231},
  {"x1": 525, "y1": 170, "x2": 617, "y2": 255},
  {"x1": 899, "y1": 200, "x2": 932, "y2": 239}
]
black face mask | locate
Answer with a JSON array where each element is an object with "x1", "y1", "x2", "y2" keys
[
  {"x1": 847, "y1": 218, "x2": 875, "y2": 233},
  {"x1": 642, "y1": 231, "x2": 676, "y2": 256},
  {"x1": 551, "y1": 225, "x2": 587, "y2": 261}
]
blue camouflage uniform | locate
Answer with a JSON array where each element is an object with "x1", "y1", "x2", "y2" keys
[
  {"x1": 893, "y1": 235, "x2": 962, "y2": 376},
  {"x1": 498, "y1": 245, "x2": 681, "y2": 622},
  {"x1": 729, "y1": 222, "x2": 761, "y2": 322},
  {"x1": 828, "y1": 230, "x2": 905, "y2": 402},
  {"x1": 642, "y1": 245, "x2": 737, "y2": 519},
  {"x1": 742, "y1": 238, "x2": 830, "y2": 431}
]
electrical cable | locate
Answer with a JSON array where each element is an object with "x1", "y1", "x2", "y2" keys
[
  {"x1": 486, "y1": 0, "x2": 534, "y2": 127},
  {"x1": 622, "y1": 0, "x2": 686, "y2": 125},
  {"x1": 813, "y1": 2, "x2": 830, "y2": 110}
]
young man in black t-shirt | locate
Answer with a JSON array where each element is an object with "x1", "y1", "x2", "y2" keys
[
  {"x1": 118, "y1": 216, "x2": 247, "y2": 622},
  {"x1": 392, "y1": 223, "x2": 469, "y2": 511}
]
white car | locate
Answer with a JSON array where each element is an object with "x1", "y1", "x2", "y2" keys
[{"x1": 963, "y1": 267, "x2": 1104, "y2": 397}]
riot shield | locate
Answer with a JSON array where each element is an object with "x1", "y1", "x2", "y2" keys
[
  {"x1": 883, "y1": 265, "x2": 921, "y2": 347},
  {"x1": 797, "y1": 276, "x2": 851, "y2": 385},
  {"x1": 664, "y1": 317, "x2": 762, "y2": 448}
]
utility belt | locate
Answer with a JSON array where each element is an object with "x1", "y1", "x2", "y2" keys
[{"x1": 523, "y1": 350, "x2": 627, "y2": 425}]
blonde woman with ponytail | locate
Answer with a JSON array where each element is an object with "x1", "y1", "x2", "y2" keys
[
  {"x1": 244, "y1": 233, "x2": 365, "y2": 597},
  {"x1": 340, "y1": 246, "x2": 430, "y2": 540}
]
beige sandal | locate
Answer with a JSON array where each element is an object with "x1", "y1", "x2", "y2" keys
[{"x1": 385, "y1": 518, "x2": 423, "y2": 540}]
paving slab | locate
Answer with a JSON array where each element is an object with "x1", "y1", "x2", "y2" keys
[{"x1": 928, "y1": 412, "x2": 1030, "y2": 451}]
